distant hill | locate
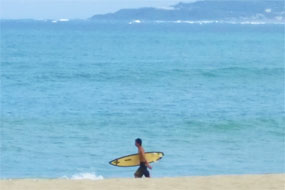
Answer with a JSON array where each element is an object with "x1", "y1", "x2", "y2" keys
[{"x1": 90, "y1": 1, "x2": 284, "y2": 22}]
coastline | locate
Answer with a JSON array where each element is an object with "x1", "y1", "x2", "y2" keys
[{"x1": 1, "y1": 174, "x2": 284, "y2": 190}]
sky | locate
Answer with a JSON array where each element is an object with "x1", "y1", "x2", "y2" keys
[{"x1": 0, "y1": 0, "x2": 197, "y2": 19}]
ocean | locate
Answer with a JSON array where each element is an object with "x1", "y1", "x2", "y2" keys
[{"x1": 0, "y1": 20, "x2": 284, "y2": 179}]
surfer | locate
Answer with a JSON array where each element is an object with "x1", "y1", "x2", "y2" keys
[{"x1": 134, "y1": 138, "x2": 152, "y2": 178}]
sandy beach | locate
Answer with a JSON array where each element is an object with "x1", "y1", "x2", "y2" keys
[{"x1": 1, "y1": 174, "x2": 284, "y2": 190}]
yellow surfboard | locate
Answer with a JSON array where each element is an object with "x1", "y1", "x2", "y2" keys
[{"x1": 109, "y1": 152, "x2": 164, "y2": 167}]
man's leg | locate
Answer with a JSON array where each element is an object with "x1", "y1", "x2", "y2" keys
[
  {"x1": 145, "y1": 170, "x2": 150, "y2": 178},
  {"x1": 142, "y1": 166, "x2": 150, "y2": 178},
  {"x1": 134, "y1": 167, "x2": 143, "y2": 178}
]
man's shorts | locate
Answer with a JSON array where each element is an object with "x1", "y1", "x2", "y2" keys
[{"x1": 135, "y1": 162, "x2": 150, "y2": 177}]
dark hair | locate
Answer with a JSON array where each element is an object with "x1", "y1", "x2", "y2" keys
[{"x1": 135, "y1": 138, "x2": 142, "y2": 146}]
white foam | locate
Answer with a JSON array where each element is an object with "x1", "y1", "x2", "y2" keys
[
  {"x1": 58, "y1": 19, "x2": 69, "y2": 22},
  {"x1": 71, "y1": 173, "x2": 104, "y2": 180},
  {"x1": 175, "y1": 20, "x2": 219, "y2": 24},
  {"x1": 265, "y1": 8, "x2": 272, "y2": 13},
  {"x1": 159, "y1": 6, "x2": 175, "y2": 10},
  {"x1": 129, "y1": 19, "x2": 142, "y2": 24},
  {"x1": 51, "y1": 19, "x2": 69, "y2": 23},
  {"x1": 240, "y1": 21, "x2": 266, "y2": 25},
  {"x1": 61, "y1": 173, "x2": 104, "y2": 180}
]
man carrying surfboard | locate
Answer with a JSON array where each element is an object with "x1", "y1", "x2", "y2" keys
[{"x1": 134, "y1": 138, "x2": 152, "y2": 178}]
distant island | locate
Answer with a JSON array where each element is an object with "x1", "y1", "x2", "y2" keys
[{"x1": 90, "y1": 1, "x2": 284, "y2": 23}]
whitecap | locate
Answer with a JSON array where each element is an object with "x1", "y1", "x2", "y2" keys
[
  {"x1": 58, "y1": 19, "x2": 69, "y2": 22},
  {"x1": 61, "y1": 172, "x2": 104, "y2": 180},
  {"x1": 265, "y1": 8, "x2": 272, "y2": 13},
  {"x1": 240, "y1": 21, "x2": 266, "y2": 25},
  {"x1": 129, "y1": 19, "x2": 142, "y2": 24},
  {"x1": 71, "y1": 173, "x2": 104, "y2": 180}
]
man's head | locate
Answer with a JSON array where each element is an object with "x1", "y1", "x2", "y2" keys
[{"x1": 135, "y1": 138, "x2": 142, "y2": 147}]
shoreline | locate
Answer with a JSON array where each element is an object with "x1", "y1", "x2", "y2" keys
[{"x1": 1, "y1": 174, "x2": 284, "y2": 190}]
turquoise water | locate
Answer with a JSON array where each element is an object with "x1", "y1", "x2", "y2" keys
[{"x1": 1, "y1": 20, "x2": 284, "y2": 179}]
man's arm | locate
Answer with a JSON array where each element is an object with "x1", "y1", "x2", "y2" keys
[{"x1": 139, "y1": 147, "x2": 152, "y2": 169}]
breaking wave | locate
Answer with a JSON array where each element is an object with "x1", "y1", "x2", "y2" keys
[{"x1": 61, "y1": 173, "x2": 104, "y2": 180}]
